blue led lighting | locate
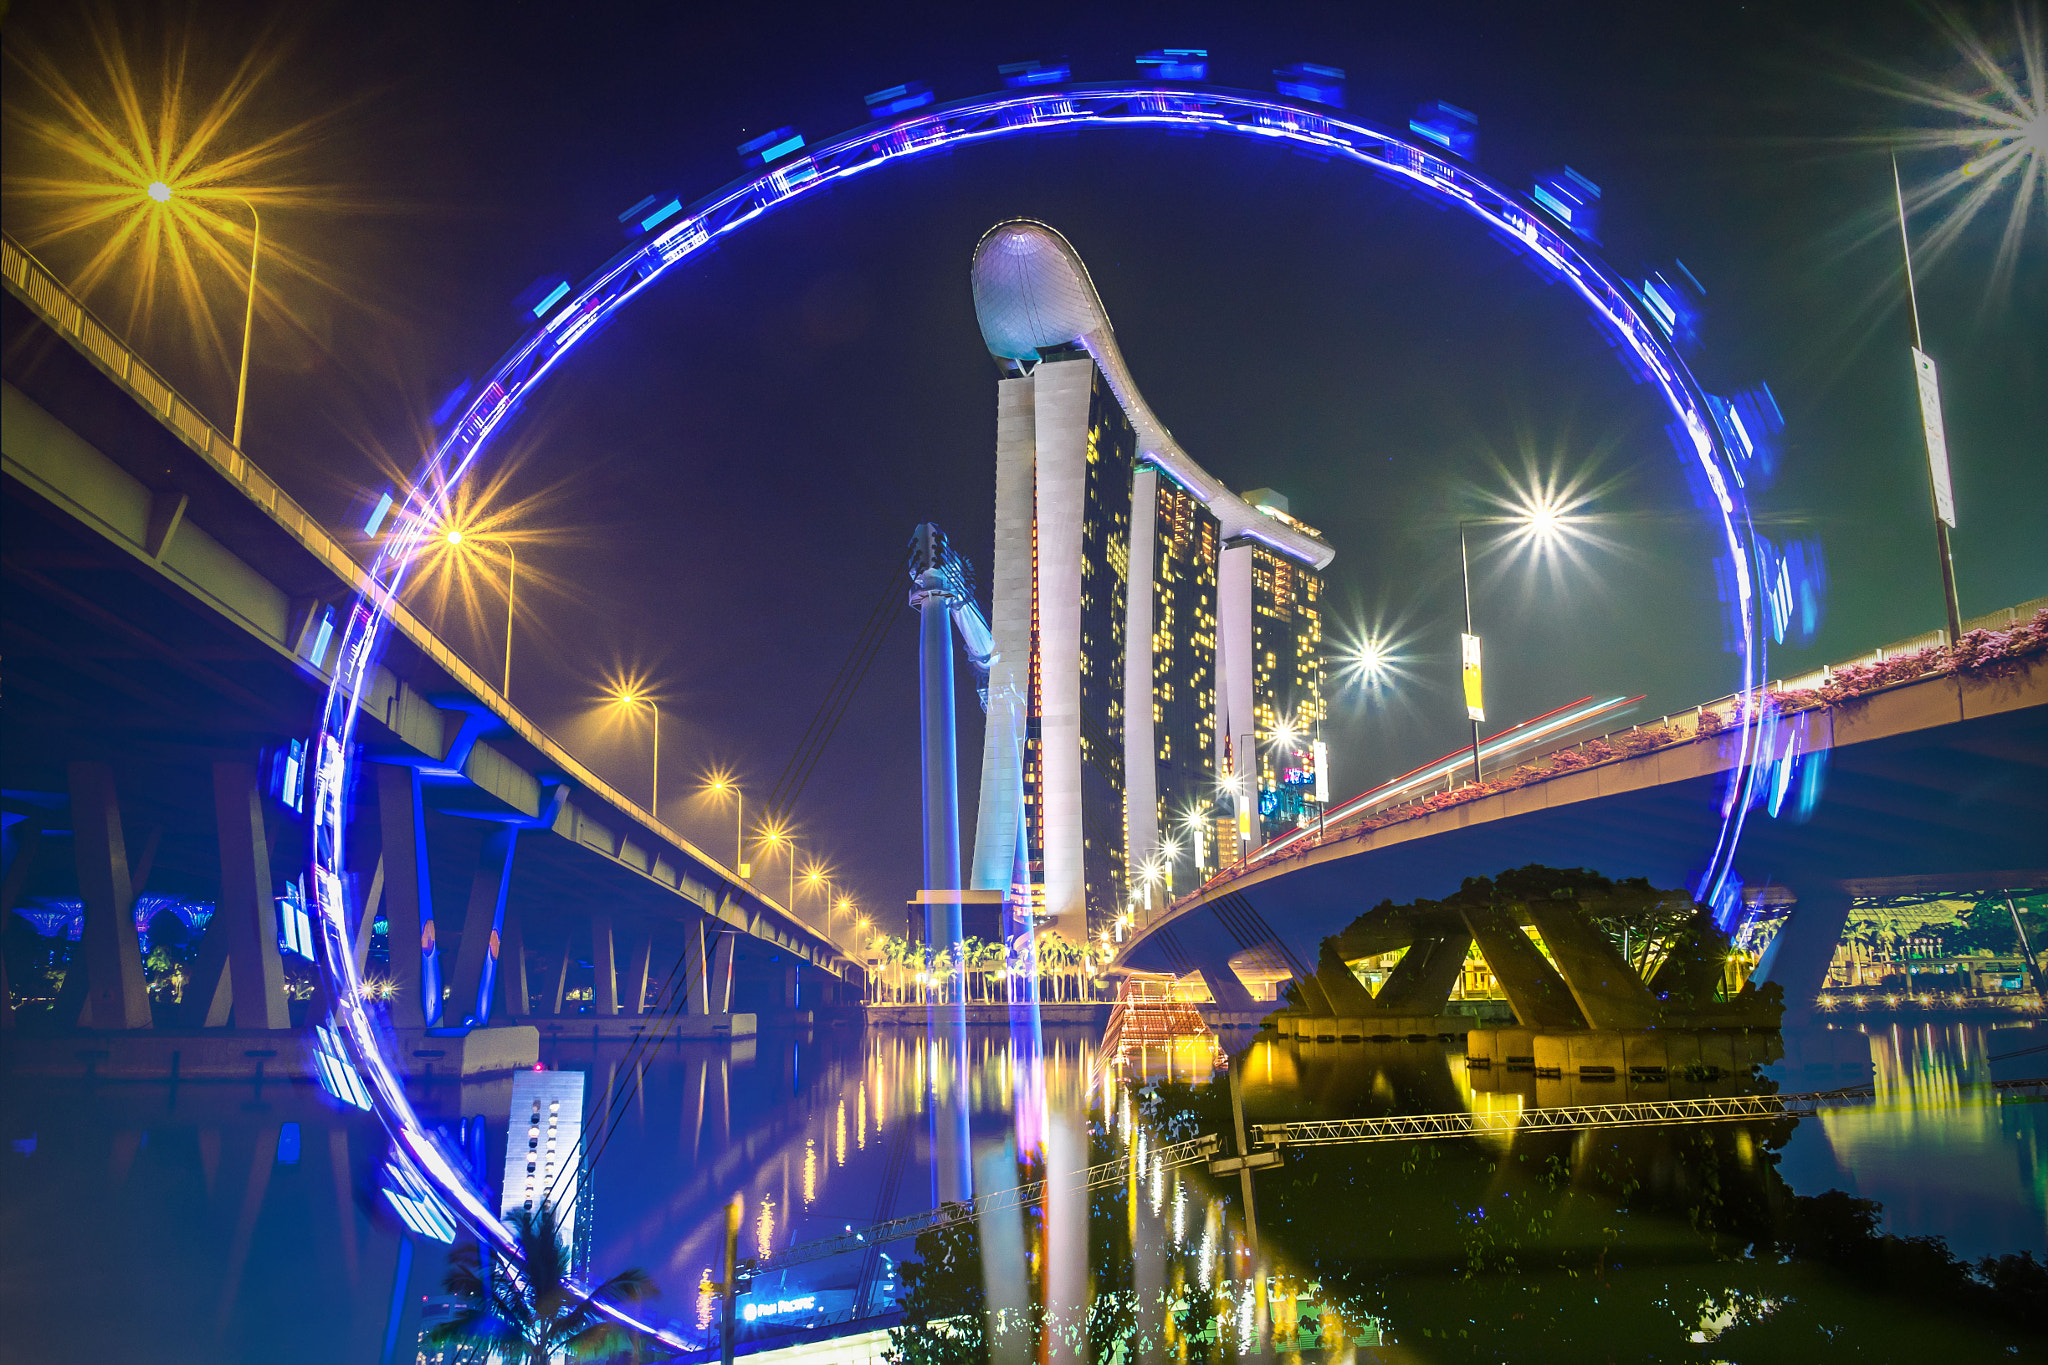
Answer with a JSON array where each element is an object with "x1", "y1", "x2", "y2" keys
[
  {"x1": 1000, "y1": 58, "x2": 1070, "y2": 87},
  {"x1": 638, "y1": 199, "x2": 682, "y2": 231},
  {"x1": 865, "y1": 83, "x2": 935, "y2": 118},
  {"x1": 1138, "y1": 49, "x2": 1209, "y2": 81},
  {"x1": 363, "y1": 491, "x2": 393, "y2": 536},
  {"x1": 739, "y1": 127, "x2": 806, "y2": 164},
  {"x1": 531, "y1": 281, "x2": 571, "y2": 317},
  {"x1": 617, "y1": 194, "x2": 661, "y2": 224},
  {"x1": 1275, "y1": 62, "x2": 1345, "y2": 108},
  {"x1": 1410, "y1": 100, "x2": 1478, "y2": 158},
  {"x1": 307, "y1": 79, "x2": 1774, "y2": 1357}
]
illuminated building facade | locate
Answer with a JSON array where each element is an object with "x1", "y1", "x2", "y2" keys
[
  {"x1": 968, "y1": 221, "x2": 1334, "y2": 941},
  {"x1": 501, "y1": 1069, "x2": 586, "y2": 1264},
  {"x1": 1239, "y1": 490, "x2": 1327, "y2": 845}
]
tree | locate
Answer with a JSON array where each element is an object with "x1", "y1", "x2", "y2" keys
[{"x1": 425, "y1": 1202, "x2": 658, "y2": 1365}]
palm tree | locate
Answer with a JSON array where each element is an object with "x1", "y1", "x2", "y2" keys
[{"x1": 425, "y1": 1202, "x2": 658, "y2": 1364}]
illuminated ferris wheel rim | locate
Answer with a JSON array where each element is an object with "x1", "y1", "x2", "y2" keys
[{"x1": 308, "y1": 78, "x2": 1767, "y2": 1344}]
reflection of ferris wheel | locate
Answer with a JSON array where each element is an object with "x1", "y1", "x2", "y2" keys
[{"x1": 309, "y1": 71, "x2": 1783, "y2": 1345}]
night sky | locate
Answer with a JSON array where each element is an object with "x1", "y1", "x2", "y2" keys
[{"x1": 4, "y1": 1, "x2": 2041, "y2": 923}]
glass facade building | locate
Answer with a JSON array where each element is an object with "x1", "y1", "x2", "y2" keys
[{"x1": 967, "y1": 221, "x2": 1334, "y2": 944}]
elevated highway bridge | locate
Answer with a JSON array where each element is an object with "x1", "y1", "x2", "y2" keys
[
  {"x1": 0, "y1": 236, "x2": 857, "y2": 1076},
  {"x1": 1117, "y1": 608, "x2": 2047, "y2": 1019}
]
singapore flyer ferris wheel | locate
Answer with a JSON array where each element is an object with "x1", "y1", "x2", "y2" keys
[{"x1": 307, "y1": 71, "x2": 1782, "y2": 1343}]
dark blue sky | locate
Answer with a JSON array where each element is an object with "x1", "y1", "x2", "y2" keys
[{"x1": 5, "y1": 0, "x2": 2041, "y2": 918}]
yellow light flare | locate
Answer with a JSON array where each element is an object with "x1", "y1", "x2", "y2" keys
[
  {"x1": 399, "y1": 451, "x2": 581, "y2": 621},
  {"x1": 2, "y1": 13, "x2": 360, "y2": 399}
]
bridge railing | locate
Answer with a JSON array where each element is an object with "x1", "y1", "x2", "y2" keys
[
  {"x1": 1164, "y1": 594, "x2": 2048, "y2": 907},
  {"x1": 2, "y1": 233, "x2": 837, "y2": 959}
]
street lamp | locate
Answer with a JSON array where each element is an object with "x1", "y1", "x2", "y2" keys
[
  {"x1": 439, "y1": 527, "x2": 518, "y2": 697},
  {"x1": 605, "y1": 684, "x2": 661, "y2": 817},
  {"x1": 1456, "y1": 488, "x2": 1591, "y2": 784},
  {"x1": 1890, "y1": 153, "x2": 1965, "y2": 645},
  {"x1": 144, "y1": 183, "x2": 261, "y2": 448},
  {"x1": 753, "y1": 818, "x2": 794, "y2": 910},
  {"x1": 702, "y1": 770, "x2": 749, "y2": 877},
  {"x1": 1457, "y1": 520, "x2": 1486, "y2": 785}
]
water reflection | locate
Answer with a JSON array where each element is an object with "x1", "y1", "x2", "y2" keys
[{"x1": 3, "y1": 1015, "x2": 2041, "y2": 1360}]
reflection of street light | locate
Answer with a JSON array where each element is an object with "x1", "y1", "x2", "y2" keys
[{"x1": 604, "y1": 683, "x2": 661, "y2": 816}]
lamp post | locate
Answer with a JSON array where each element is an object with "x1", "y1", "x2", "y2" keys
[
  {"x1": 230, "y1": 196, "x2": 259, "y2": 449},
  {"x1": 1458, "y1": 521, "x2": 1485, "y2": 786},
  {"x1": 145, "y1": 183, "x2": 261, "y2": 449},
  {"x1": 1890, "y1": 152, "x2": 1965, "y2": 646},
  {"x1": 502, "y1": 543, "x2": 517, "y2": 697},
  {"x1": 606, "y1": 685, "x2": 661, "y2": 817},
  {"x1": 442, "y1": 529, "x2": 518, "y2": 698},
  {"x1": 704, "y1": 774, "x2": 749, "y2": 878}
]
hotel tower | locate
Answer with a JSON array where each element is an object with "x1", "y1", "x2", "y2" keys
[{"x1": 966, "y1": 221, "x2": 1335, "y2": 945}]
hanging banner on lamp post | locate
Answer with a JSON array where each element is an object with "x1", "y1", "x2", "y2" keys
[
  {"x1": 1912, "y1": 347, "x2": 1957, "y2": 529},
  {"x1": 1461, "y1": 633, "x2": 1485, "y2": 723}
]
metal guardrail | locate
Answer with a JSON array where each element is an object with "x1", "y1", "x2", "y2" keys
[
  {"x1": 742, "y1": 1133, "x2": 1221, "y2": 1273},
  {"x1": 1253, "y1": 1077, "x2": 2048, "y2": 1148},
  {"x1": 1, "y1": 232, "x2": 843, "y2": 962}
]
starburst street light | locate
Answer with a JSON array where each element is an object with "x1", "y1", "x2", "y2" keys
[
  {"x1": 752, "y1": 815, "x2": 797, "y2": 911},
  {"x1": 415, "y1": 521, "x2": 520, "y2": 697},
  {"x1": 1455, "y1": 473, "x2": 1611, "y2": 784},
  {"x1": 701, "y1": 768, "x2": 750, "y2": 878},
  {"x1": 1865, "y1": 3, "x2": 2047, "y2": 303},
  {"x1": 4, "y1": 17, "x2": 347, "y2": 436},
  {"x1": 1868, "y1": 8, "x2": 2047, "y2": 648},
  {"x1": 602, "y1": 679, "x2": 662, "y2": 817}
]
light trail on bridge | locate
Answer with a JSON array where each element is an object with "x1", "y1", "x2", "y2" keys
[{"x1": 1247, "y1": 692, "x2": 1643, "y2": 866}]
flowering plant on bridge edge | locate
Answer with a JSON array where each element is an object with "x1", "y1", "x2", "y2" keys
[
  {"x1": 1767, "y1": 608, "x2": 2048, "y2": 716},
  {"x1": 1199, "y1": 611, "x2": 2047, "y2": 890}
]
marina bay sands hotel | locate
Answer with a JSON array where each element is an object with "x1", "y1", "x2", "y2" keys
[{"x1": 965, "y1": 220, "x2": 1335, "y2": 944}]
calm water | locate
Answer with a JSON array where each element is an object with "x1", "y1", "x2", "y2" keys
[{"x1": 2, "y1": 1016, "x2": 2041, "y2": 1362}]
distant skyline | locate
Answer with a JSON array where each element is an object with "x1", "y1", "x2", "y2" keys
[{"x1": 2, "y1": 0, "x2": 2040, "y2": 920}]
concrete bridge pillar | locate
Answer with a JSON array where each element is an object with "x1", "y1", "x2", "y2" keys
[
  {"x1": 547, "y1": 942, "x2": 570, "y2": 1016},
  {"x1": 1752, "y1": 888, "x2": 1852, "y2": 1022},
  {"x1": 710, "y1": 932, "x2": 736, "y2": 1014},
  {"x1": 373, "y1": 765, "x2": 432, "y2": 1030},
  {"x1": 496, "y1": 904, "x2": 529, "y2": 1019},
  {"x1": 67, "y1": 762, "x2": 152, "y2": 1029},
  {"x1": 682, "y1": 920, "x2": 712, "y2": 1016},
  {"x1": 1457, "y1": 902, "x2": 1585, "y2": 1029},
  {"x1": 1313, "y1": 942, "x2": 1376, "y2": 1014},
  {"x1": 447, "y1": 827, "x2": 517, "y2": 1027},
  {"x1": 625, "y1": 933, "x2": 654, "y2": 1016},
  {"x1": 1523, "y1": 900, "x2": 1662, "y2": 1030},
  {"x1": 591, "y1": 913, "x2": 619, "y2": 1016},
  {"x1": 1372, "y1": 931, "x2": 1474, "y2": 1015},
  {"x1": 192, "y1": 762, "x2": 288, "y2": 1031},
  {"x1": 1197, "y1": 963, "x2": 1256, "y2": 1013}
]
